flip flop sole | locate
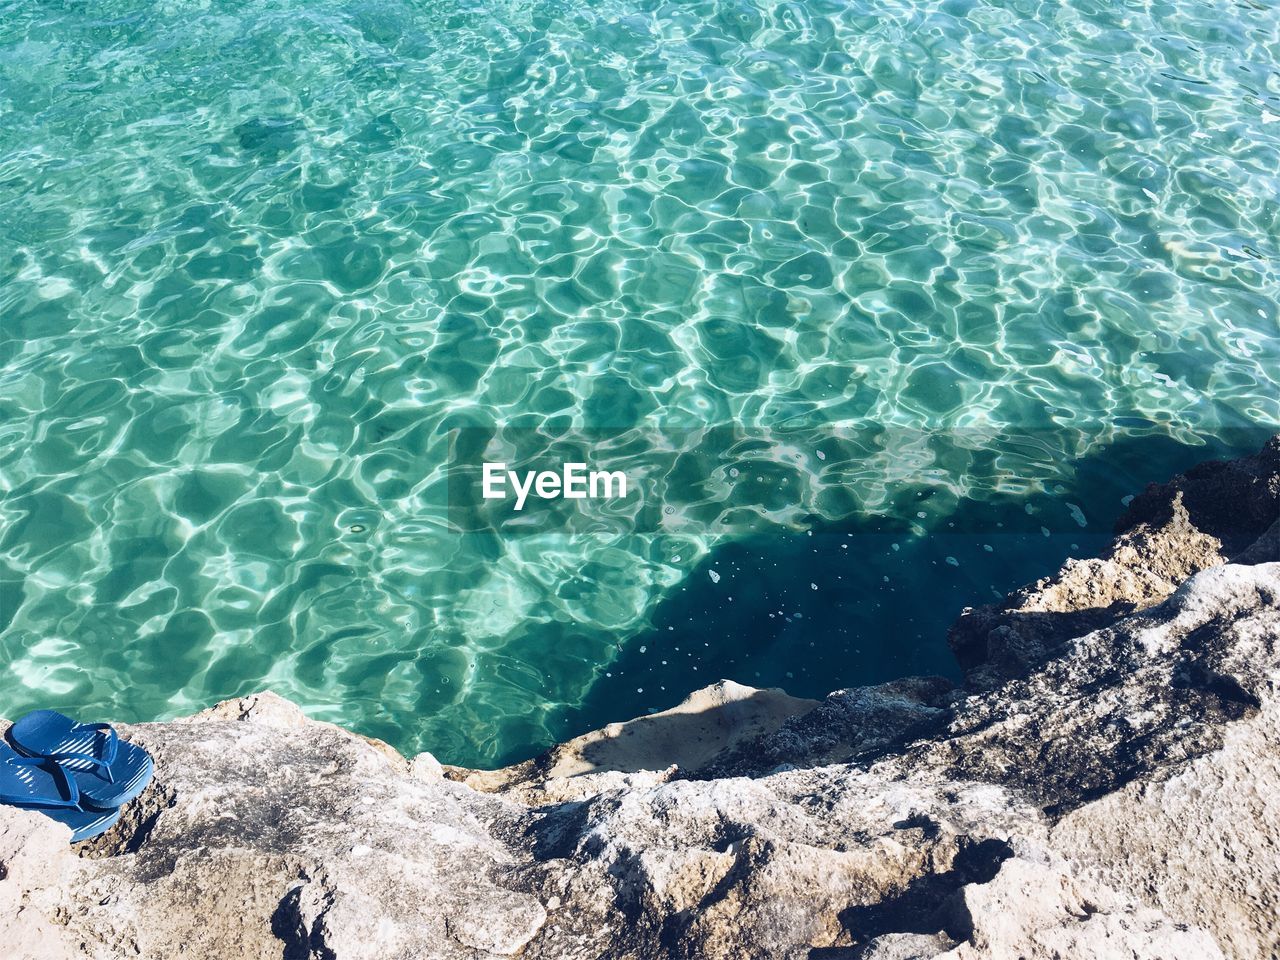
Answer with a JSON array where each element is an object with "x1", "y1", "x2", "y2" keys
[
  {"x1": 1, "y1": 744, "x2": 120, "y2": 843},
  {"x1": 74, "y1": 749, "x2": 154, "y2": 811},
  {"x1": 64, "y1": 804, "x2": 122, "y2": 843}
]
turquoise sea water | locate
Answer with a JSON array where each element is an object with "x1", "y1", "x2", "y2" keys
[{"x1": 2, "y1": 0, "x2": 1278, "y2": 766}]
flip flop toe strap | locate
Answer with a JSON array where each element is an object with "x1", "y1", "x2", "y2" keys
[{"x1": 48, "y1": 723, "x2": 120, "y2": 784}]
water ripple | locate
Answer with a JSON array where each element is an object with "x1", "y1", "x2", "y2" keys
[{"x1": 1, "y1": 0, "x2": 1277, "y2": 764}]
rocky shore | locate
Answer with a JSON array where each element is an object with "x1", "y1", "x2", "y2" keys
[{"x1": 3, "y1": 437, "x2": 1278, "y2": 959}]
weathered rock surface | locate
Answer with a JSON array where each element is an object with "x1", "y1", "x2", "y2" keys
[
  {"x1": 949, "y1": 435, "x2": 1280, "y2": 687},
  {"x1": 0, "y1": 808, "x2": 78, "y2": 960},
  {"x1": 452, "y1": 679, "x2": 821, "y2": 804},
  {"x1": 2, "y1": 438, "x2": 1277, "y2": 960}
]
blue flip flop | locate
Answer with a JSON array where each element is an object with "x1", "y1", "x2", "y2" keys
[
  {"x1": 8, "y1": 710, "x2": 153, "y2": 811},
  {"x1": 0, "y1": 743, "x2": 121, "y2": 842}
]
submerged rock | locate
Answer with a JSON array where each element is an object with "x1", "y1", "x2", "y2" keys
[{"x1": 2, "y1": 438, "x2": 1277, "y2": 959}]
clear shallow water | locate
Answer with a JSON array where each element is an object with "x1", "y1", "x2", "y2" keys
[{"x1": 1, "y1": 0, "x2": 1278, "y2": 766}]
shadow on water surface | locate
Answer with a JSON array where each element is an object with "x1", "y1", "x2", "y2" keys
[{"x1": 528, "y1": 427, "x2": 1275, "y2": 767}]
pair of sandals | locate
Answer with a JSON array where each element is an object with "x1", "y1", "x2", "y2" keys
[{"x1": 0, "y1": 710, "x2": 154, "y2": 842}]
